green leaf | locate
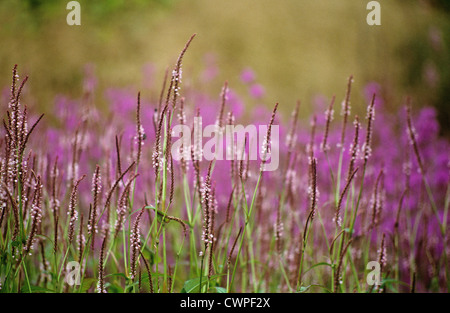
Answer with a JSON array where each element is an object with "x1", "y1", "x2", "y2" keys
[
  {"x1": 297, "y1": 284, "x2": 332, "y2": 293},
  {"x1": 146, "y1": 206, "x2": 171, "y2": 224},
  {"x1": 35, "y1": 234, "x2": 53, "y2": 244},
  {"x1": 181, "y1": 275, "x2": 225, "y2": 293},
  {"x1": 0, "y1": 250, "x2": 8, "y2": 263},
  {"x1": 303, "y1": 262, "x2": 332, "y2": 274},
  {"x1": 105, "y1": 273, "x2": 128, "y2": 280},
  {"x1": 211, "y1": 287, "x2": 227, "y2": 293},
  {"x1": 80, "y1": 278, "x2": 97, "y2": 293},
  {"x1": 21, "y1": 285, "x2": 56, "y2": 293},
  {"x1": 127, "y1": 272, "x2": 165, "y2": 289},
  {"x1": 298, "y1": 285, "x2": 312, "y2": 293},
  {"x1": 141, "y1": 246, "x2": 160, "y2": 265},
  {"x1": 145, "y1": 206, "x2": 189, "y2": 225},
  {"x1": 11, "y1": 240, "x2": 21, "y2": 248},
  {"x1": 181, "y1": 277, "x2": 208, "y2": 293},
  {"x1": 107, "y1": 283, "x2": 123, "y2": 293}
]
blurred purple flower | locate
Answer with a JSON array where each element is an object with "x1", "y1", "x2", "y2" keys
[
  {"x1": 83, "y1": 64, "x2": 97, "y2": 94},
  {"x1": 364, "y1": 82, "x2": 384, "y2": 107},
  {"x1": 249, "y1": 84, "x2": 265, "y2": 99},
  {"x1": 142, "y1": 63, "x2": 156, "y2": 89},
  {"x1": 201, "y1": 53, "x2": 219, "y2": 82},
  {"x1": 240, "y1": 68, "x2": 255, "y2": 84}
]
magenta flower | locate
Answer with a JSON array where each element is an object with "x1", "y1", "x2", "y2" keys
[
  {"x1": 240, "y1": 68, "x2": 255, "y2": 83},
  {"x1": 249, "y1": 83, "x2": 265, "y2": 99}
]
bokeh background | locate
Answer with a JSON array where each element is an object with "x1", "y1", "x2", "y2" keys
[{"x1": 0, "y1": 0, "x2": 449, "y2": 132}]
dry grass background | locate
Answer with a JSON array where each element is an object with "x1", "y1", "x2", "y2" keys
[{"x1": 0, "y1": 0, "x2": 446, "y2": 121}]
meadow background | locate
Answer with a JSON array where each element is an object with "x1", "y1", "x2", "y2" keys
[
  {"x1": 0, "y1": 0, "x2": 449, "y2": 128},
  {"x1": 0, "y1": 0, "x2": 449, "y2": 294}
]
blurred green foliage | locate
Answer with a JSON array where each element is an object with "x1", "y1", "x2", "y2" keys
[
  {"x1": 400, "y1": 1, "x2": 450, "y2": 133},
  {"x1": 427, "y1": 0, "x2": 450, "y2": 12},
  {"x1": 24, "y1": 0, "x2": 175, "y2": 14}
]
